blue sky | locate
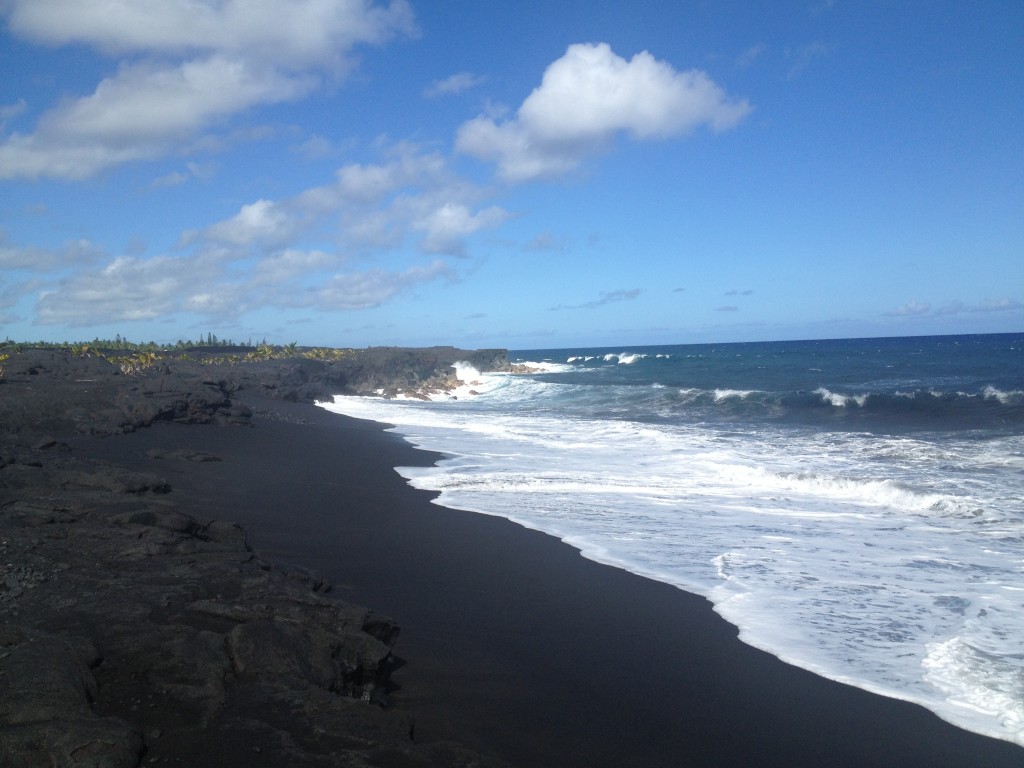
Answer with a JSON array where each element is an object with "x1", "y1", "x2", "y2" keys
[{"x1": 1, "y1": 1, "x2": 1021, "y2": 349}]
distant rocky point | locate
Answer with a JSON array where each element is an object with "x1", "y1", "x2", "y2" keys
[{"x1": 0, "y1": 345, "x2": 514, "y2": 437}]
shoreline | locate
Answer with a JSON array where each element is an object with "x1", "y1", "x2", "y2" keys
[
  {"x1": 82, "y1": 393, "x2": 1024, "y2": 767},
  {"x1": 2, "y1": 347, "x2": 1021, "y2": 766}
]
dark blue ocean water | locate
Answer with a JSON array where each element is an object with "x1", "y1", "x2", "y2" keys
[
  {"x1": 514, "y1": 334, "x2": 1024, "y2": 435},
  {"x1": 324, "y1": 333, "x2": 1024, "y2": 746}
]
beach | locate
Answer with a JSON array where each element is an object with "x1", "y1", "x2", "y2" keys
[
  {"x1": 2, "y1": 348, "x2": 1022, "y2": 766},
  {"x1": 83, "y1": 395, "x2": 1024, "y2": 767}
]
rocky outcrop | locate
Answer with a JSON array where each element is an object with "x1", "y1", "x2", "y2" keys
[
  {"x1": 330, "y1": 346, "x2": 511, "y2": 399},
  {"x1": 0, "y1": 346, "x2": 512, "y2": 767},
  {"x1": 0, "y1": 626, "x2": 145, "y2": 768},
  {"x1": 0, "y1": 451, "x2": 418, "y2": 765},
  {"x1": 0, "y1": 346, "x2": 513, "y2": 432}
]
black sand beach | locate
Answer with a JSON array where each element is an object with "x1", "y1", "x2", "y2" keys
[
  {"x1": 3, "y1": 347, "x2": 1022, "y2": 766},
  {"x1": 83, "y1": 394, "x2": 1024, "y2": 768}
]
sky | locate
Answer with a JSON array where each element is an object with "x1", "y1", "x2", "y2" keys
[{"x1": 1, "y1": 1, "x2": 1021, "y2": 350}]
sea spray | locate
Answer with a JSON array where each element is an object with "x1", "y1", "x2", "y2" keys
[{"x1": 321, "y1": 333, "x2": 1024, "y2": 746}]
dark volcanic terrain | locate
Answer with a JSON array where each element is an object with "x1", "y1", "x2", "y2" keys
[{"x1": 0, "y1": 345, "x2": 510, "y2": 767}]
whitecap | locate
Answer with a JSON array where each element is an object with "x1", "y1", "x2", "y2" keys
[{"x1": 815, "y1": 387, "x2": 868, "y2": 407}]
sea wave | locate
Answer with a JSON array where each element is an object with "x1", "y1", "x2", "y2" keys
[{"x1": 602, "y1": 351, "x2": 648, "y2": 365}]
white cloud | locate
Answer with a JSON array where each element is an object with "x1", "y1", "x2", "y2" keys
[
  {"x1": 424, "y1": 71, "x2": 486, "y2": 98},
  {"x1": 551, "y1": 288, "x2": 642, "y2": 311},
  {"x1": 736, "y1": 43, "x2": 768, "y2": 69},
  {"x1": 885, "y1": 297, "x2": 1022, "y2": 318},
  {"x1": 786, "y1": 41, "x2": 830, "y2": 79},
  {"x1": 30, "y1": 243, "x2": 450, "y2": 324},
  {"x1": 0, "y1": 56, "x2": 311, "y2": 180},
  {"x1": 202, "y1": 199, "x2": 296, "y2": 247},
  {"x1": 13, "y1": 135, "x2": 507, "y2": 328},
  {"x1": 291, "y1": 134, "x2": 334, "y2": 160},
  {"x1": 415, "y1": 203, "x2": 509, "y2": 255},
  {"x1": 255, "y1": 248, "x2": 338, "y2": 281},
  {"x1": 199, "y1": 142, "x2": 509, "y2": 257},
  {"x1": 152, "y1": 170, "x2": 190, "y2": 189},
  {"x1": 0, "y1": 99, "x2": 28, "y2": 128},
  {"x1": 152, "y1": 160, "x2": 215, "y2": 188},
  {"x1": 316, "y1": 260, "x2": 453, "y2": 309},
  {"x1": 5, "y1": 0, "x2": 416, "y2": 70},
  {"x1": 0, "y1": 234, "x2": 105, "y2": 271},
  {"x1": 972, "y1": 297, "x2": 1022, "y2": 313},
  {"x1": 456, "y1": 42, "x2": 752, "y2": 182},
  {"x1": 885, "y1": 299, "x2": 932, "y2": 317},
  {"x1": 0, "y1": 0, "x2": 417, "y2": 179},
  {"x1": 523, "y1": 231, "x2": 565, "y2": 252},
  {"x1": 36, "y1": 253, "x2": 214, "y2": 325}
]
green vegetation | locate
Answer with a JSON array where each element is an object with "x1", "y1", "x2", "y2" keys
[{"x1": 0, "y1": 333, "x2": 352, "y2": 375}]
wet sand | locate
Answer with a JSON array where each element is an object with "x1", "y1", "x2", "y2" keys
[{"x1": 80, "y1": 393, "x2": 1024, "y2": 768}]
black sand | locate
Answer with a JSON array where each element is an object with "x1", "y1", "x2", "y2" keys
[{"x1": 81, "y1": 393, "x2": 1024, "y2": 768}]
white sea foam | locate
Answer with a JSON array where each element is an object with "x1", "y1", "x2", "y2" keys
[
  {"x1": 515, "y1": 359, "x2": 576, "y2": 372},
  {"x1": 814, "y1": 387, "x2": 868, "y2": 407},
  {"x1": 319, "y1": 376, "x2": 1024, "y2": 747},
  {"x1": 983, "y1": 386, "x2": 1024, "y2": 404},
  {"x1": 713, "y1": 388, "x2": 757, "y2": 401},
  {"x1": 603, "y1": 352, "x2": 647, "y2": 365}
]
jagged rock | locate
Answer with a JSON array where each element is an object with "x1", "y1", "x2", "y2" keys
[
  {"x1": 0, "y1": 345, "x2": 515, "y2": 767},
  {"x1": 0, "y1": 626, "x2": 144, "y2": 768}
]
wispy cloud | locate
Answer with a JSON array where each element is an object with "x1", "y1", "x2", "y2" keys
[
  {"x1": 0, "y1": 99, "x2": 28, "y2": 129},
  {"x1": 523, "y1": 231, "x2": 566, "y2": 252},
  {"x1": 885, "y1": 298, "x2": 1022, "y2": 318},
  {"x1": 786, "y1": 41, "x2": 830, "y2": 79},
  {"x1": 736, "y1": 43, "x2": 767, "y2": 69},
  {"x1": 550, "y1": 288, "x2": 642, "y2": 310},
  {"x1": 0, "y1": 232, "x2": 105, "y2": 271},
  {"x1": 424, "y1": 71, "x2": 485, "y2": 98}
]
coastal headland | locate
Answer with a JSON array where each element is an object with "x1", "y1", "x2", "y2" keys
[{"x1": 1, "y1": 343, "x2": 1021, "y2": 767}]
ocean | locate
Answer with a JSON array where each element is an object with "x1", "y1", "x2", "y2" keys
[{"x1": 320, "y1": 333, "x2": 1024, "y2": 747}]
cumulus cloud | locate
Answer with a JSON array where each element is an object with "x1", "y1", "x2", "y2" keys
[
  {"x1": 456, "y1": 42, "x2": 751, "y2": 182},
  {"x1": 424, "y1": 72, "x2": 486, "y2": 98},
  {"x1": 25, "y1": 143, "x2": 503, "y2": 326},
  {"x1": 0, "y1": 0, "x2": 417, "y2": 179},
  {"x1": 202, "y1": 199, "x2": 297, "y2": 248},
  {"x1": 215, "y1": 142, "x2": 510, "y2": 257}
]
